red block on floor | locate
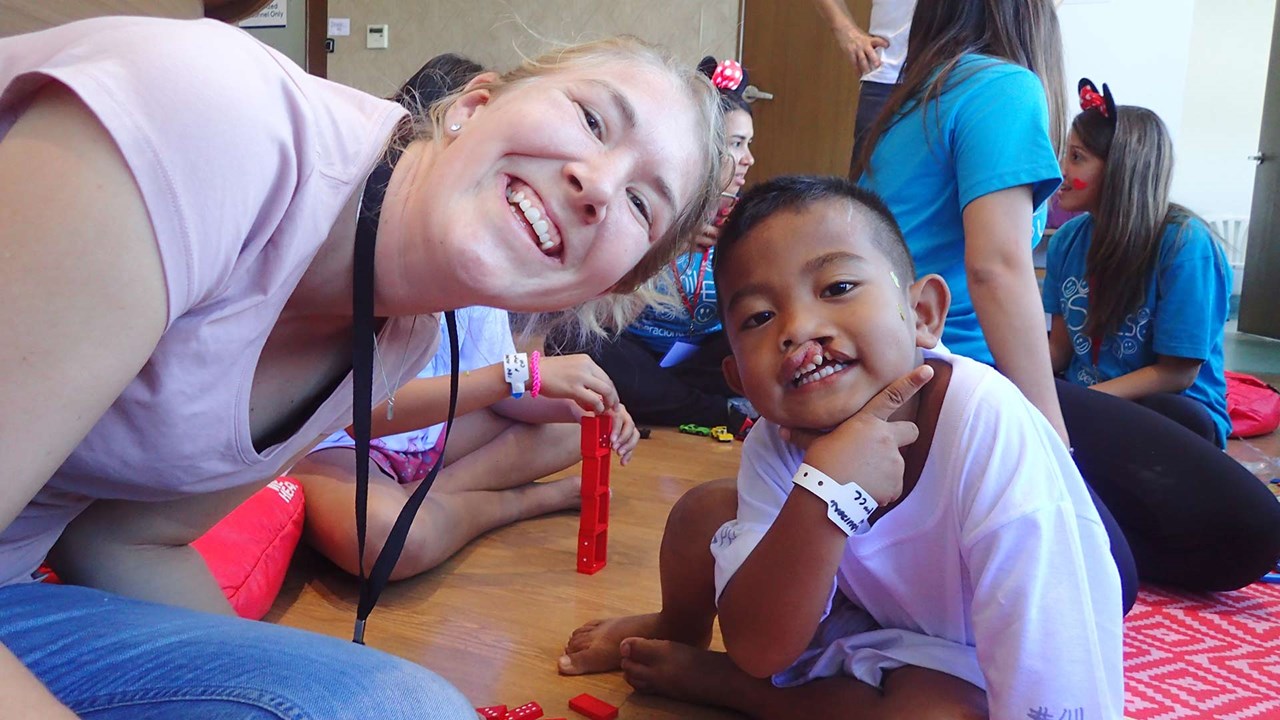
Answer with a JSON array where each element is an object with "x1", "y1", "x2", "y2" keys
[
  {"x1": 568, "y1": 693, "x2": 617, "y2": 720},
  {"x1": 503, "y1": 701, "x2": 544, "y2": 720},
  {"x1": 475, "y1": 705, "x2": 506, "y2": 720}
]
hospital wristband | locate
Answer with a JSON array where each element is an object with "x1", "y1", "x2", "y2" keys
[
  {"x1": 502, "y1": 353, "x2": 530, "y2": 398},
  {"x1": 791, "y1": 463, "x2": 878, "y2": 536}
]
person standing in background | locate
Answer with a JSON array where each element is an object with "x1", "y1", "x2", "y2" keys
[{"x1": 810, "y1": 0, "x2": 917, "y2": 169}]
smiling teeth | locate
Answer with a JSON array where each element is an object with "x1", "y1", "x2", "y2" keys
[
  {"x1": 507, "y1": 187, "x2": 556, "y2": 251},
  {"x1": 796, "y1": 362, "x2": 847, "y2": 386},
  {"x1": 793, "y1": 353, "x2": 848, "y2": 386}
]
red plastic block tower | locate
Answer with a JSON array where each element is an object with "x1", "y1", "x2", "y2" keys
[
  {"x1": 568, "y1": 693, "x2": 618, "y2": 720},
  {"x1": 577, "y1": 415, "x2": 611, "y2": 574}
]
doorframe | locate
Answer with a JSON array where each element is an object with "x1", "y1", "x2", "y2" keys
[
  {"x1": 305, "y1": 0, "x2": 327, "y2": 78},
  {"x1": 1237, "y1": 0, "x2": 1280, "y2": 339}
]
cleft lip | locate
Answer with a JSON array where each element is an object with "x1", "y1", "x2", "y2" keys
[{"x1": 779, "y1": 341, "x2": 823, "y2": 385}]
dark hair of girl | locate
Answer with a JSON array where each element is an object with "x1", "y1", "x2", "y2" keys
[
  {"x1": 1072, "y1": 104, "x2": 1214, "y2": 338},
  {"x1": 851, "y1": 0, "x2": 1066, "y2": 179}
]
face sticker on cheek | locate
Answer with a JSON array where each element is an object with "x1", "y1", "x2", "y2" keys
[
  {"x1": 890, "y1": 271, "x2": 904, "y2": 320},
  {"x1": 1071, "y1": 178, "x2": 1089, "y2": 190}
]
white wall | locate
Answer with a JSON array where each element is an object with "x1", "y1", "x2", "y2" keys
[
  {"x1": 1059, "y1": 0, "x2": 1196, "y2": 145},
  {"x1": 1177, "y1": 0, "x2": 1275, "y2": 221},
  {"x1": 1057, "y1": 0, "x2": 1275, "y2": 226}
]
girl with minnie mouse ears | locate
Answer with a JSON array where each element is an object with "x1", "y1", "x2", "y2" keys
[{"x1": 1044, "y1": 79, "x2": 1279, "y2": 592}]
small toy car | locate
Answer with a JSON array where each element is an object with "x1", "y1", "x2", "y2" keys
[
  {"x1": 709, "y1": 425, "x2": 733, "y2": 443},
  {"x1": 678, "y1": 423, "x2": 711, "y2": 436}
]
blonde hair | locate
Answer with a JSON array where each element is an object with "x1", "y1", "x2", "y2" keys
[{"x1": 402, "y1": 37, "x2": 726, "y2": 342}]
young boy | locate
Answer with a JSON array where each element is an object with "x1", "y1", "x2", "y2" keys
[{"x1": 559, "y1": 177, "x2": 1123, "y2": 719}]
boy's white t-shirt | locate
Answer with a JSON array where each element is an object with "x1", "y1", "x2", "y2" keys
[{"x1": 711, "y1": 349, "x2": 1123, "y2": 719}]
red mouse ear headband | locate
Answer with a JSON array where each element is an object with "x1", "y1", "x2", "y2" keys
[
  {"x1": 1078, "y1": 78, "x2": 1117, "y2": 125},
  {"x1": 711, "y1": 59, "x2": 744, "y2": 92}
]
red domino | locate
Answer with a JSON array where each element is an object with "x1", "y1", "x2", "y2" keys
[
  {"x1": 503, "y1": 701, "x2": 544, "y2": 720},
  {"x1": 568, "y1": 693, "x2": 618, "y2": 720},
  {"x1": 475, "y1": 706, "x2": 506, "y2": 720}
]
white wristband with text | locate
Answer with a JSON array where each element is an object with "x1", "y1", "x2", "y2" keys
[
  {"x1": 791, "y1": 463, "x2": 878, "y2": 536},
  {"x1": 502, "y1": 353, "x2": 530, "y2": 398}
]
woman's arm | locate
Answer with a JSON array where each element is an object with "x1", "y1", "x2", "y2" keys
[
  {"x1": 964, "y1": 187, "x2": 1069, "y2": 443},
  {"x1": 0, "y1": 85, "x2": 170, "y2": 689},
  {"x1": 367, "y1": 353, "x2": 619, "y2": 438},
  {"x1": 366, "y1": 365, "x2": 512, "y2": 438},
  {"x1": 1089, "y1": 355, "x2": 1202, "y2": 400},
  {"x1": 0, "y1": 85, "x2": 168, "y2": 532},
  {"x1": 810, "y1": 0, "x2": 889, "y2": 76},
  {"x1": 1048, "y1": 314, "x2": 1073, "y2": 374}
]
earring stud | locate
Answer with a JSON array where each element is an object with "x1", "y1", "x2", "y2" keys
[{"x1": 449, "y1": 123, "x2": 462, "y2": 132}]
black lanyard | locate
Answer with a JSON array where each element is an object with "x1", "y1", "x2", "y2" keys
[{"x1": 351, "y1": 165, "x2": 459, "y2": 644}]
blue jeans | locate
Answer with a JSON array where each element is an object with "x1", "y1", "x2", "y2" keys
[{"x1": 0, "y1": 583, "x2": 474, "y2": 719}]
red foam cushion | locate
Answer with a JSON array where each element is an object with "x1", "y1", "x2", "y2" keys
[{"x1": 193, "y1": 477, "x2": 305, "y2": 619}]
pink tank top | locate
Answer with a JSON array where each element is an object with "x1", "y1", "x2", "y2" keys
[{"x1": 0, "y1": 17, "x2": 437, "y2": 586}]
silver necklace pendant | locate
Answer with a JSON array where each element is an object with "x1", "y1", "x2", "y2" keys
[{"x1": 386, "y1": 397, "x2": 395, "y2": 421}]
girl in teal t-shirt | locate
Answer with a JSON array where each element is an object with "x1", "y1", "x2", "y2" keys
[{"x1": 1044, "y1": 94, "x2": 1231, "y2": 446}]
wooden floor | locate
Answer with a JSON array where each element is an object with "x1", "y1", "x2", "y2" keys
[
  {"x1": 266, "y1": 423, "x2": 1280, "y2": 719},
  {"x1": 267, "y1": 427, "x2": 746, "y2": 719}
]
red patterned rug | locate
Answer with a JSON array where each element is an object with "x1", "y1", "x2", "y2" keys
[{"x1": 1124, "y1": 581, "x2": 1280, "y2": 719}]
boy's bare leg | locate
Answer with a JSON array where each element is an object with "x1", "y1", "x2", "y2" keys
[
  {"x1": 559, "y1": 478, "x2": 738, "y2": 675},
  {"x1": 294, "y1": 411, "x2": 582, "y2": 580},
  {"x1": 620, "y1": 639, "x2": 988, "y2": 720}
]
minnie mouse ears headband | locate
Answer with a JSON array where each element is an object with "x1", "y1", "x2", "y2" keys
[
  {"x1": 698, "y1": 56, "x2": 748, "y2": 95},
  {"x1": 1078, "y1": 78, "x2": 1117, "y2": 124}
]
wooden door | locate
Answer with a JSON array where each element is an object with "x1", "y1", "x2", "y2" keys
[
  {"x1": 1239, "y1": 0, "x2": 1280, "y2": 339},
  {"x1": 740, "y1": 0, "x2": 872, "y2": 184}
]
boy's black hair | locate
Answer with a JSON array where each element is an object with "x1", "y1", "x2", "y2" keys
[{"x1": 713, "y1": 176, "x2": 916, "y2": 307}]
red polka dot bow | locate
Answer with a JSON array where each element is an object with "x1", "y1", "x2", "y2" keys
[
  {"x1": 712, "y1": 60, "x2": 744, "y2": 92},
  {"x1": 1078, "y1": 78, "x2": 1115, "y2": 120}
]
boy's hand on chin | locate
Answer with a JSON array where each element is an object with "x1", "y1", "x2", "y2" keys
[{"x1": 784, "y1": 365, "x2": 934, "y2": 506}]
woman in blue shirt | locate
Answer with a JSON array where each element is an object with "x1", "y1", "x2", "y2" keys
[
  {"x1": 856, "y1": 0, "x2": 1279, "y2": 594},
  {"x1": 1045, "y1": 89, "x2": 1232, "y2": 447}
]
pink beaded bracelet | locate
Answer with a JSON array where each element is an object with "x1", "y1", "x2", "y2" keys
[{"x1": 529, "y1": 350, "x2": 542, "y2": 398}]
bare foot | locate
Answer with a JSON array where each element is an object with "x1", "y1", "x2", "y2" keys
[
  {"x1": 559, "y1": 613, "x2": 669, "y2": 675},
  {"x1": 621, "y1": 638, "x2": 748, "y2": 708}
]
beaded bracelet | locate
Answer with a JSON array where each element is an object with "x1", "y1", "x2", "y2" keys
[{"x1": 530, "y1": 350, "x2": 542, "y2": 398}]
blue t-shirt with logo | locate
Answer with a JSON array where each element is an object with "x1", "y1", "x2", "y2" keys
[
  {"x1": 858, "y1": 54, "x2": 1062, "y2": 364},
  {"x1": 1042, "y1": 214, "x2": 1232, "y2": 446},
  {"x1": 627, "y1": 248, "x2": 721, "y2": 355}
]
